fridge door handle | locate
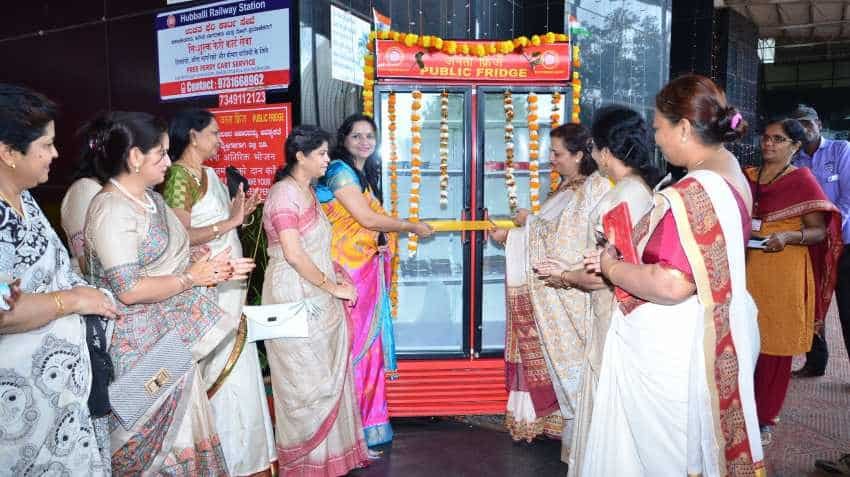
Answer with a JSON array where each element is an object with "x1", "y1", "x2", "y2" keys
[
  {"x1": 461, "y1": 208, "x2": 470, "y2": 244},
  {"x1": 481, "y1": 207, "x2": 490, "y2": 242}
]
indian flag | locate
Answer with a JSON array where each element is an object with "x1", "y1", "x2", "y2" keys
[
  {"x1": 373, "y1": 8, "x2": 391, "y2": 32},
  {"x1": 569, "y1": 15, "x2": 590, "y2": 38}
]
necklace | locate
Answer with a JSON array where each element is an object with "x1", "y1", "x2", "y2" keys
[
  {"x1": 180, "y1": 163, "x2": 203, "y2": 187},
  {"x1": 0, "y1": 188, "x2": 24, "y2": 217},
  {"x1": 753, "y1": 160, "x2": 791, "y2": 214},
  {"x1": 109, "y1": 178, "x2": 156, "y2": 213}
]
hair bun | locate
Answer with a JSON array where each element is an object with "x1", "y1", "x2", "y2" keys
[{"x1": 716, "y1": 106, "x2": 747, "y2": 142}]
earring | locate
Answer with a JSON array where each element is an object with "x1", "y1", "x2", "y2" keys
[
  {"x1": 681, "y1": 136, "x2": 687, "y2": 143},
  {"x1": 135, "y1": 165, "x2": 141, "y2": 174},
  {"x1": 9, "y1": 162, "x2": 15, "y2": 169}
]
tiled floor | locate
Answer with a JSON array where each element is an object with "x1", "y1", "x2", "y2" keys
[
  {"x1": 350, "y1": 417, "x2": 568, "y2": 477},
  {"x1": 350, "y1": 301, "x2": 849, "y2": 477}
]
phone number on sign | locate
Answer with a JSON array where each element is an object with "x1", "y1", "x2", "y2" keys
[{"x1": 219, "y1": 90, "x2": 267, "y2": 107}]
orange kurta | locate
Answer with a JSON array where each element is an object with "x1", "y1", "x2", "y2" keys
[{"x1": 746, "y1": 215, "x2": 816, "y2": 355}]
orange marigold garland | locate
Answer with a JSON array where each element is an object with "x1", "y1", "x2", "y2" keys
[
  {"x1": 408, "y1": 90, "x2": 423, "y2": 257},
  {"x1": 439, "y1": 90, "x2": 450, "y2": 207},
  {"x1": 388, "y1": 92, "x2": 399, "y2": 216},
  {"x1": 571, "y1": 45, "x2": 582, "y2": 124},
  {"x1": 527, "y1": 92, "x2": 541, "y2": 213},
  {"x1": 550, "y1": 91, "x2": 562, "y2": 193},
  {"x1": 363, "y1": 49, "x2": 375, "y2": 115},
  {"x1": 503, "y1": 90, "x2": 518, "y2": 214},
  {"x1": 387, "y1": 91, "x2": 400, "y2": 317}
]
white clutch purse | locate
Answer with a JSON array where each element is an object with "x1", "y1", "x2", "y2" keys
[{"x1": 243, "y1": 301, "x2": 316, "y2": 342}]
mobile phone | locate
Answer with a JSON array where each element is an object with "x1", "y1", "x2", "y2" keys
[{"x1": 594, "y1": 230, "x2": 609, "y2": 248}]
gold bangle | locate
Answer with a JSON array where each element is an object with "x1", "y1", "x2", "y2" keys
[
  {"x1": 212, "y1": 223, "x2": 221, "y2": 239},
  {"x1": 53, "y1": 292, "x2": 65, "y2": 317}
]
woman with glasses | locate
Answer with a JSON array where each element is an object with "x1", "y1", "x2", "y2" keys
[
  {"x1": 314, "y1": 114, "x2": 432, "y2": 450},
  {"x1": 745, "y1": 118, "x2": 842, "y2": 446}
]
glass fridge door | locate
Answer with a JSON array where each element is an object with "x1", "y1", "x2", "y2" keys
[
  {"x1": 377, "y1": 87, "x2": 471, "y2": 356},
  {"x1": 478, "y1": 87, "x2": 568, "y2": 354}
]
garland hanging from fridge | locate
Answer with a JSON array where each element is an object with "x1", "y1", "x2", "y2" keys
[
  {"x1": 571, "y1": 44, "x2": 582, "y2": 124},
  {"x1": 408, "y1": 90, "x2": 423, "y2": 257},
  {"x1": 503, "y1": 90, "x2": 518, "y2": 214},
  {"x1": 527, "y1": 92, "x2": 541, "y2": 214},
  {"x1": 439, "y1": 90, "x2": 450, "y2": 207},
  {"x1": 388, "y1": 92, "x2": 400, "y2": 217},
  {"x1": 550, "y1": 91, "x2": 562, "y2": 194},
  {"x1": 387, "y1": 91, "x2": 400, "y2": 317}
]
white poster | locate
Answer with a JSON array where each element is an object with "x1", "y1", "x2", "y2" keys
[
  {"x1": 156, "y1": 0, "x2": 291, "y2": 100},
  {"x1": 330, "y1": 5, "x2": 371, "y2": 86}
]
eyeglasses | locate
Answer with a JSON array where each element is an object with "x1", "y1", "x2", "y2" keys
[{"x1": 761, "y1": 134, "x2": 790, "y2": 145}]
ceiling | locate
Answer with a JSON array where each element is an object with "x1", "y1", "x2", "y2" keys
[{"x1": 718, "y1": 0, "x2": 850, "y2": 60}]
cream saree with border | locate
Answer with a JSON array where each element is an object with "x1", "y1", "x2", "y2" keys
[
  {"x1": 567, "y1": 175, "x2": 653, "y2": 473},
  {"x1": 504, "y1": 172, "x2": 610, "y2": 451},
  {"x1": 262, "y1": 180, "x2": 368, "y2": 476},
  {"x1": 191, "y1": 167, "x2": 277, "y2": 476},
  {"x1": 85, "y1": 190, "x2": 233, "y2": 475}
]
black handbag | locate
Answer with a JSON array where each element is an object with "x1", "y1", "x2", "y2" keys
[
  {"x1": 226, "y1": 165, "x2": 249, "y2": 199},
  {"x1": 84, "y1": 315, "x2": 114, "y2": 418}
]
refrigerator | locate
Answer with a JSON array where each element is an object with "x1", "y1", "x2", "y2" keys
[{"x1": 373, "y1": 85, "x2": 570, "y2": 416}]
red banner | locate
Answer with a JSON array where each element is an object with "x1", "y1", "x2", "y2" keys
[
  {"x1": 375, "y1": 40, "x2": 570, "y2": 82},
  {"x1": 206, "y1": 103, "x2": 292, "y2": 200}
]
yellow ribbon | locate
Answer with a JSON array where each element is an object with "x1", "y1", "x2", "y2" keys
[{"x1": 424, "y1": 219, "x2": 517, "y2": 232}]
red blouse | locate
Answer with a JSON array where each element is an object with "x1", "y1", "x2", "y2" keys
[{"x1": 641, "y1": 182, "x2": 751, "y2": 279}]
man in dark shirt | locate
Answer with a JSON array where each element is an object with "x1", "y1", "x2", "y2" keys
[{"x1": 790, "y1": 104, "x2": 850, "y2": 378}]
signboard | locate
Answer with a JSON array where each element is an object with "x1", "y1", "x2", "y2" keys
[
  {"x1": 206, "y1": 103, "x2": 292, "y2": 199},
  {"x1": 375, "y1": 40, "x2": 570, "y2": 82},
  {"x1": 156, "y1": 0, "x2": 291, "y2": 100},
  {"x1": 330, "y1": 5, "x2": 371, "y2": 86}
]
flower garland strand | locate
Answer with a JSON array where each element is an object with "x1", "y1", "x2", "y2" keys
[
  {"x1": 387, "y1": 91, "x2": 400, "y2": 317},
  {"x1": 527, "y1": 92, "x2": 541, "y2": 213},
  {"x1": 504, "y1": 90, "x2": 518, "y2": 214},
  {"x1": 549, "y1": 91, "x2": 562, "y2": 193},
  {"x1": 408, "y1": 90, "x2": 423, "y2": 257},
  {"x1": 388, "y1": 92, "x2": 399, "y2": 216},
  {"x1": 571, "y1": 44, "x2": 582, "y2": 124},
  {"x1": 439, "y1": 90, "x2": 450, "y2": 207}
]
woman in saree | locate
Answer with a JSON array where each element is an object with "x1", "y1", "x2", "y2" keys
[
  {"x1": 262, "y1": 125, "x2": 368, "y2": 476},
  {"x1": 745, "y1": 118, "x2": 842, "y2": 445},
  {"x1": 0, "y1": 84, "x2": 117, "y2": 476},
  {"x1": 60, "y1": 124, "x2": 103, "y2": 275},
  {"x1": 490, "y1": 124, "x2": 609, "y2": 447},
  {"x1": 582, "y1": 74, "x2": 764, "y2": 476},
  {"x1": 315, "y1": 114, "x2": 432, "y2": 448},
  {"x1": 83, "y1": 111, "x2": 254, "y2": 475},
  {"x1": 534, "y1": 106, "x2": 663, "y2": 471},
  {"x1": 163, "y1": 108, "x2": 275, "y2": 476}
]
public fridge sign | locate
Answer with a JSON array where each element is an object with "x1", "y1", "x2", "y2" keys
[{"x1": 156, "y1": 0, "x2": 291, "y2": 100}]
